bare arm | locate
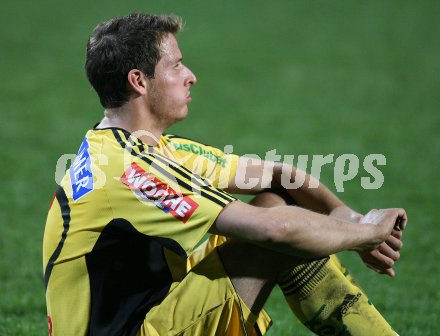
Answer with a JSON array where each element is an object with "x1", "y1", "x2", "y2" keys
[
  {"x1": 225, "y1": 157, "x2": 407, "y2": 275},
  {"x1": 227, "y1": 157, "x2": 345, "y2": 214},
  {"x1": 210, "y1": 200, "x2": 405, "y2": 259}
]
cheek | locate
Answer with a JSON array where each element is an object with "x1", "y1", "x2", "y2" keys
[
  {"x1": 159, "y1": 71, "x2": 178, "y2": 85},
  {"x1": 157, "y1": 82, "x2": 180, "y2": 100},
  {"x1": 149, "y1": 74, "x2": 184, "y2": 112}
]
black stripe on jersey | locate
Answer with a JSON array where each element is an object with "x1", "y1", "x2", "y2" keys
[
  {"x1": 158, "y1": 137, "x2": 236, "y2": 202},
  {"x1": 112, "y1": 130, "x2": 233, "y2": 208},
  {"x1": 44, "y1": 186, "x2": 71, "y2": 290},
  {"x1": 255, "y1": 324, "x2": 264, "y2": 336},
  {"x1": 118, "y1": 129, "x2": 153, "y2": 155},
  {"x1": 151, "y1": 153, "x2": 211, "y2": 189},
  {"x1": 96, "y1": 126, "x2": 151, "y2": 152},
  {"x1": 113, "y1": 129, "x2": 153, "y2": 154},
  {"x1": 115, "y1": 128, "x2": 141, "y2": 147},
  {"x1": 162, "y1": 136, "x2": 238, "y2": 201},
  {"x1": 113, "y1": 129, "x2": 235, "y2": 203},
  {"x1": 150, "y1": 152, "x2": 236, "y2": 204},
  {"x1": 113, "y1": 129, "x2": 142, "y2": 156},
  {"x1": 145, "y1": 155, "x2": 231, "y2": 207},
  {"x1": 117, "y1": 129, "x2": 233, "y2": 206},
  {"x1": 112, "y1": 128, "x2": 127, "y2": 149}
]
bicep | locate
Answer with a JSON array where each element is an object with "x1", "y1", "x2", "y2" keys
[
  {"x1": 226, "y1": 156, "x2": 276, "y2": 194},
  {"x1": 225, "y1": 156, "x2": 305, "y2": 194},
  {"x1": 210, "y1": 200, "x2": 273, "y2": 242}
]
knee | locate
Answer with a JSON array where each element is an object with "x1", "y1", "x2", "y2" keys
[{"x1": 249, "y1": 189, "x2": 295, "y2": 208}]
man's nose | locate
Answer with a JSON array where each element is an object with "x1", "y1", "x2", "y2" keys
[{"x1": 185, "y1": 67, "x2": 197, "y2": 86}]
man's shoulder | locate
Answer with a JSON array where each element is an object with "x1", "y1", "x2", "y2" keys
[{"x1": 162, "y1": 133, "x2": 209, "y2": 147}]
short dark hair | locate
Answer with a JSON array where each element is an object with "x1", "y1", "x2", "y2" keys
[{"x1": 85, "y1": 13, "x2": 183, "y2": 108}]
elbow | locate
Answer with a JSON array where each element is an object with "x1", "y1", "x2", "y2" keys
[{"x1": 261, "y1": 209, "x2": 293, "y2": 246}]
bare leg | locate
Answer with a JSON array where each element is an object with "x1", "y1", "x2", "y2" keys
[
  {"x1": 239, "y1": 190, "x2": 398, "y2": 336},
  {"x1": 217, "y1": 238, "x2": 304, "y2": 314},
  {"x1": 216, "y1": 190, "x2": 300, "y2": 314}
]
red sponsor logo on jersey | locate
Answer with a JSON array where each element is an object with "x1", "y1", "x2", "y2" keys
[
  {"x1": 47, "y1": 315, "x2": 53, "y2": 336},
  {"x1": 121, "y1": 162, "x2": 198, "y2": 223}
]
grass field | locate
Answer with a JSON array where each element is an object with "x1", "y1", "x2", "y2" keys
[{"x1": 1, "y1": 0, "x2": 439, "y2": 335}]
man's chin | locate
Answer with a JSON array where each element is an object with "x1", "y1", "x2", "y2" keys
[
  {"x1": 165, "y1": 111, "x2": 188, "y2": 129},
  {"x1": 176, "y1": 107, "x2": 189, "y2": 121}
]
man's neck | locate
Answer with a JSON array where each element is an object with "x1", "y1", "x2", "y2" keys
[{"x1": 96, "y1": 105, "x2": 165, "y2": 146}]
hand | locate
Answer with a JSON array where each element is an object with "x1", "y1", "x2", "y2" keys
[
  {"x1": 360, "y1": 208, "x2": 407, "y2": 233},
  {"x1": 358, "y1": 208, "x2": 407, "y2": 276},
  {"x1": 330, "y1": 206, "x2": 407, "y2": 276},
  {"x1": 358, "y1": 230, "x2": 403, "y2": 276}
]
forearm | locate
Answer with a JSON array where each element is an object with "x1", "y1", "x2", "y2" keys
[
  {"x1": 228, "y1": 158, "x2": 356, "y2": 216},
  {"x1": 261, "y1": 206, "x2": 380, "y2": 257},
  {"x1": 213, "y1": 201, "x2": 384, "y2": 259},
  {"x1": 273, "y1": 163, "x2": 346, "y2": 214}
]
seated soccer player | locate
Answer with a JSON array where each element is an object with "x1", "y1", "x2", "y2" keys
[{"x1": 43, "y1": 13, "x2": 406, "y2": 336}]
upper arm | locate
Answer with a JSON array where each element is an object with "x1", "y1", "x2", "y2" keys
[
  {"x1": 210, "y1": 200, "x2": 274, "y2": 243},
  {"x1": 225, "y1": 156, "x2": 272, "y2": 194},
  {"x1": 226, "y1": 156, "x2": 306, "y2": 194}
]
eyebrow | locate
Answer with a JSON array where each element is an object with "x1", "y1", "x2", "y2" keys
[
  {"x1": 163, "y1": 55, "x2": 182, "y2": 67},
  {"x1": 165, "y1": 56, "x2": 182, "y2": 67}
]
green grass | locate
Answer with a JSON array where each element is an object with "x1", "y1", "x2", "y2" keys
[{"x1": 1, "y1": 0, "x2": 439, "y2": 334}]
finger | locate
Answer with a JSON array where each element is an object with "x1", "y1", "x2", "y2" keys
[
  {"x1": 385, "y1": 234, "x2": 403, "y2": 251},
  {"x1": 364, "y1": 261, "x2": 395, "y2": 277},
  {"x1": 378, "y1": 243, "x2": 400, "y2": 262},
  {"x1": 394, "y1": 217, "x2": 404, "y2": 231},
  {"x1": 391, "y1": 229, "x2": 403, "y2": 241},
  {"x1": 395, "y1": 209, "x2": 408, "y2": 230},
  {"x1": 359, "y1": 248, "x2": 397, "y2": 274},
  {"x1": 369, "y1": 248, "x2": 396, "y2": 269},
  {"x1": 382, "y1": 268, "x2": 396, "y2": 277},
  {"x1": 364, "y1": 262, "x2": 382, "y2": 274},
  {"x1": 400, "y1": 215, "x2": 408, "y2": 230}
]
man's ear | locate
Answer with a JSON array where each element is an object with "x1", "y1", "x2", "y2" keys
[{"x1": 127, "y1": 69, "x2": 148, "y2": 95}]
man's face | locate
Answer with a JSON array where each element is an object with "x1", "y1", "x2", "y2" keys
[{"x1": 147, "y1": 34, "x2": 197, "y2": 126}]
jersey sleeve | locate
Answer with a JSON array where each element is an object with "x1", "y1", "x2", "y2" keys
[{"x1": 161, "y1": 134, "x2": 239, "y2": 189}]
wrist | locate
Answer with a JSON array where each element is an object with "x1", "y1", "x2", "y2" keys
[
  {"x1": 330, "y1": 205, "x2": 363, "y2": 224},
  {"x1": 351, "y1": 223, "x2": 382, "y2": 252}
]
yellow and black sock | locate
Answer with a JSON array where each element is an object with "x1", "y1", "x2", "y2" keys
[{"x1": 278, "y1": 255, "x2": 398, "y2": 336}]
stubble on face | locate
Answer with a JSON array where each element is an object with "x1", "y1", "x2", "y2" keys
[{"x1": 146, "y1": 34, "x2": 188, "y2": 128}]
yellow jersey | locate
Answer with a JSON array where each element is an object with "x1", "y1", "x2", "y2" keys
[{"x1": 43, "y1": 127, "x2": 238, "y2": 335}]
